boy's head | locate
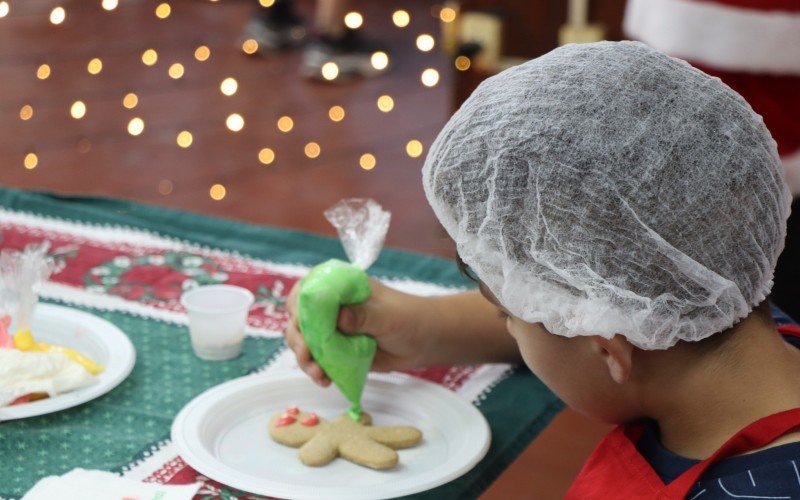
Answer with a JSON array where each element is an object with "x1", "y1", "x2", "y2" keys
[{"x1": 426, "y1": 42, "x2": 790, "y2": 419}]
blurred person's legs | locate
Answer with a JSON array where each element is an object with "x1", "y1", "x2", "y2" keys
[
  {"x1": 313, "y1": 0, "x2": 348, "y2": 39},
  {"x1": 302, "y1": 0, "x2": 388, "y2": 79},
  {"x1": 242, "y1": 0, "x2": 388, "y2": 79}
]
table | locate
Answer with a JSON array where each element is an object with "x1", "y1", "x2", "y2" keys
[{"x1": 0, "y1": 187, "x2": 562, "y2": 499}]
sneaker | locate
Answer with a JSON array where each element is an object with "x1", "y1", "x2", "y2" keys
[
  {"x1": 240, "y1": 10, "x2": 306, "y2": 53},
  {"x1": 302, "y1": 30, "x2": 390, "y2": 80}
]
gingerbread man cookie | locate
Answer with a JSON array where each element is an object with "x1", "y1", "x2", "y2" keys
[{"x1": 268, "y1": 406, "x2": 422, "y2": 469}]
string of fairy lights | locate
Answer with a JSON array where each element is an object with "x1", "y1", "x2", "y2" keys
[{"x1": 1, "y1": 0, "x2": 466, "y2": 202}]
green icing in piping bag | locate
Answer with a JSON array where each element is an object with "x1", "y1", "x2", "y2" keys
[{"x1": 298, "y1": 258, "x2": 376, "y2": 421}]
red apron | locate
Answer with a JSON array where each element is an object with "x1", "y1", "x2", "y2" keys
[{"x1": 567, "y1": 324, "x2": 800, "y2": 500}]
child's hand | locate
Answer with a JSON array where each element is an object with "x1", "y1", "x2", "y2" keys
[{"x1": 283, "y1": 278, "x2": 433, "y2": 387}]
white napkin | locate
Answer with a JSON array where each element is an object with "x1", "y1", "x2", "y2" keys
[{"x1": 22, "y1": 468, "x2": 201, "y2": 500}]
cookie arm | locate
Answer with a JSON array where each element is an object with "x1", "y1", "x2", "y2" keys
[{"x1": 366, "y1": 426, "x2": 423, "y2": 449}]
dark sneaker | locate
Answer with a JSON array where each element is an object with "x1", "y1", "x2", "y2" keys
[
  {"x1": 240, "y1": 10, "x2": 306, "y2": 53},
  {"x1": 302, "y1": 30, "x2": 390, "y2": 80}
]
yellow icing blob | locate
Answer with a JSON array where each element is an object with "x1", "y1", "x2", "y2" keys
[{"x1": 13, "y1": 329, "x2": 104, "y2": 375}]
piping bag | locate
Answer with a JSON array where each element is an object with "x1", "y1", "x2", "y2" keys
[
  {"x1": 1, "y1": 243, "x2": 103, "y2": 374},
  {"x1": 298, "y1": 199, "x2": 390, "y2": 421}
]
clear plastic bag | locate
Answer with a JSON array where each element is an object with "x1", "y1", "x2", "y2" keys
[
  {"x1": 324, "y1": 198, "x2": 391, "y2": 270},
  {"x1": 0, "y1": 242, "x2": 64, "y2": 336}
]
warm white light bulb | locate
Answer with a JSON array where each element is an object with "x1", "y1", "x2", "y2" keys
[
  {"x1": 344, "y1": 11, "x2": 363, "y2": 29},
  {"x1": 123, "y1": 93, "x2": 138, "y2": 109},
  {"x1": 50, "y1": 6, "x2": 66, "y2": 25},
  {"x1": 226, "y1": 113, "x2": 245, "y2": 132},
  {"x1": 258, "y1": 148, "x2": 275, "y2": 165},
  {"x1": 142, "y1": 49, "x2": 158, "y2": 66},
  {"x1": 377, "y1": 95, "x2": 394, "y2": 112},
  {"x1": 421, "y1": 68, "x2": 440, "y2": 87},
  {"x1": 440, "y1": 7, "x2": 457, "y2": 23},
  {"x1": 209, "y1": 184, "x2": 226, "y2": 200},
  {"x1": 194, "y1": 46, "x2": 211, "y2": 61},
  {"x1": 359, "y1": 153, "x2": 376, "y2": 170},
  {"x1": 70, "y1": 101, "x2": 86, "y2": 119},
  {"x1": 176, "y1": 131, "x2": 193, "y2": 148},
  {"x1": 304, "y1": 142, "x2": 321, "y2": 158},
  {"x1": 155, "y1": 3, "x2": 171, "y2": 19},
  {"x1": 87, "y1": 58, "x2": 103, "y2": 75},
  {"x1": 24, "y1": 153, "x2": 38, "y2": 170},
  {"x1": 19, "y1": 105, "x2": 33, "y2": 121},
  {"x1": 168, "y1": 63, "x2": 184, "y2": 79},
  {"x1": 36, "y1": 64, "x2": 51, "y2": 80},
  {"x1": 406, "y1": 140, "x2": 424, "y2": 158},
  {"x1": 371, "y1": 51, "x2": 389, "y2": 71},
  {"x1": 277, "y1": 116, "x2": 293, "y2": 132},
  {"x1": 392, "y1": 10, "x2": 409, "y2": 28},
  {"x1": 328, "y1": 105, "x2": 345, "y2": 122},
  {"x1": 128, "y1": 117, "x2": 145, "y2": 136},
  {"x1": 220, "y1": 77, "x2": 238, "y2": 96},
  {"x1": 321, "y1": 62, "x2": 339, "y2": 81},
  {"x1": 416, "y1": 34, "x2": 435, "y2": 52},
  {"x1": 242, "y1": 39, "x2": 259, "y2": 54}
]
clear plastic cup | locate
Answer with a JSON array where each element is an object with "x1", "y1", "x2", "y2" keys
[{"x1": 180, "y1": 285, "x2": 254, "y2": 361}]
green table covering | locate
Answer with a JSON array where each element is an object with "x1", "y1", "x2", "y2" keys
[{"x1": 0, "y1": 187, "x2": 562, "y2": 499}]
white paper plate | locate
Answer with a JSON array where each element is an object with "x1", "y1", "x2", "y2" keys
[
  {"x1": 171, "y1": 371, "x2": 491, "y2": 499},
  {"x1": 0, "y1": 303, "x2": 136, "y2": 421}
]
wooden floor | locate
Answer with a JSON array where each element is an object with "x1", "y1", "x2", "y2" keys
[{"x1": 0, "y1": 0, "x2": 610, "y2": 497}]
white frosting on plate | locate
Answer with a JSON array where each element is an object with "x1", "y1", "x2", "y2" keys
[{"x1": 0, "y1": 349, "x2": 96, "y2": 407}]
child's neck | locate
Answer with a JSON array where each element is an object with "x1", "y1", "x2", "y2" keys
[{"x1": 643, "y1": 318, "x2": 800, "y2": 459}]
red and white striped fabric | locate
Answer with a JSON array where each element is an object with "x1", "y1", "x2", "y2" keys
[{"x1": 624, "y1": 0, "x2": 800, "y2": 195}]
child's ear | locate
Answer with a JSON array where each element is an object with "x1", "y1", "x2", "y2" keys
[{"x1": 590, "y1": 335, "x2": 634, "y2": 384}]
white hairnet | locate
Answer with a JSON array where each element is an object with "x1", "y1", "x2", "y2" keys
[{"x1": 423, "y1": 41, "x2": 791, "y2": 350}]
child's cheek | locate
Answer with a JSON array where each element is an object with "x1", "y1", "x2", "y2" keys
[
  {"x1": 508, "y1": 321, "x2": 547, "y2": 373},
  {"x1": 510, "y1": 322, "x2": 575, "y2": 395}
]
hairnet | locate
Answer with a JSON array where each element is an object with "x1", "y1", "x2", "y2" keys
[{"x1": 423, "y1": 41, "x2": 791, "y2": 350}]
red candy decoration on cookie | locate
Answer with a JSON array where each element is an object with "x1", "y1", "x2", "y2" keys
[
  {"x1": 286, "y1": 406, "x2": 300, "y2": 415},
  {"x1": 301, "y1": 413, "x2": 320, "y2": 427},
  {"x1": 275, "y1": 414, "x2": 296, "y2": 427}
]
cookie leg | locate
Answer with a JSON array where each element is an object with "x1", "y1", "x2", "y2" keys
[
  {"x1": 339, "y1": 436, "x2": 399, "y2": 469},
  {"x1": 366, "y1": 426, "x2": 423, "y2": 449},
  {"x1": 298, "y1": 434, "x2": 339, "y2": 466}
]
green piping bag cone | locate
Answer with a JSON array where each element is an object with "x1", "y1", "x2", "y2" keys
[{"x1": 298, "y1": 259, "x2": 376, "y2": 420}]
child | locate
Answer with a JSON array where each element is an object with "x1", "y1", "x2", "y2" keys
[{"x1": 284, "y1": 41, "x2": 799, "y2": 498}]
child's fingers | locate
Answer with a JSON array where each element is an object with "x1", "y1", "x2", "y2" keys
[
  {"x1": 284, "y1": 281, "x2": 301, "y2": 316},
  {"x1": 304, "y1": 362, "x2": 331, "y2": 387},
  {"x1": 337, "y1": 303, "x2": 374, "y2": 335},
  {"x1": 292, "y1": 341, "x2": 321, "y2": 381},
  {"x1": 284, "y1": 321, "x2": 331, "y2": 387},
  {"x1": 291, "y1": 340, "x2": 331, "y2": 387}
]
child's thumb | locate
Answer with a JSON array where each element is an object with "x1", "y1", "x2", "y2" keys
[{"x1": 337, "y1": 304, "x2": 371, "y2": 334}]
